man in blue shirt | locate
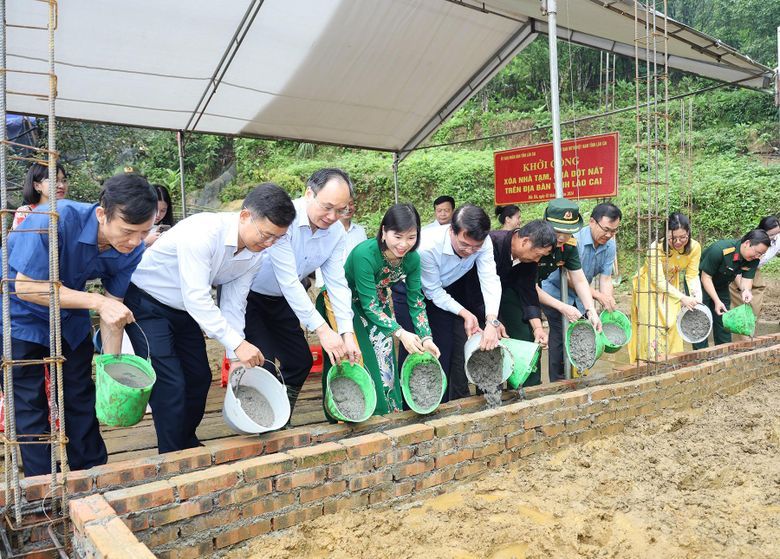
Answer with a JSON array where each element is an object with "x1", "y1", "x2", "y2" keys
[
  {"x1": 541, "y1": 203, "x2": 621, "y2": 381},
  {"x1": 4, "y1": 173, "x2": 157, "y2": 476}
]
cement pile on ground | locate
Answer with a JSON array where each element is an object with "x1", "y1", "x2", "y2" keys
[
  {"x1": 235, "y1": 385, "x2": 274, "y2": 427},
  {"x1": 466, "y1": 348, "x2": 503, "y2": 408},
  {"x1": 602, "y1": 323, "x2": 627, "y2": 346},
  {"x1": 331, "y1": 377, "x2": 366, "y2": 421},
  {"x1": 104, "y1": 363, "x2": 151, "y2": 388},
  {"x1": 408, "y1": 363, "x2": 442, "y2": 410},
  {"x1": 568, "y1": 323, "x2": 598, "y2": 370},
  {"x1": 679, "y1": 308, "x2": 711, "y2": 341}
]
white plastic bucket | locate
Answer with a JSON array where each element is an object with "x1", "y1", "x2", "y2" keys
[
  {"x1": 463, "y1": 333, "x2": 513, "y2": 385},
  {"x1": 222, "y1": 366, "x2": 290, "y2": 434},
  {"x1": 676, "y1": 303, "x2": 713, "y2": 344}
]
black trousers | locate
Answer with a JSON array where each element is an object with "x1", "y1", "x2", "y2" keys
[
  {"x1": 693, "y1": 287, "x2": 731, "y2": 349},
  {"x1": 4, "y1": 335, "x2": 106, "y2": 476},
  {"x1": 244, "y1": 291, "x2": 313, "y2": 393},
  {"x1": 542, "y1": 304, "x2": 567, "y2": 382},
  {"x1": 124, "y1": 284, "x2": 211, "y2": 454}
]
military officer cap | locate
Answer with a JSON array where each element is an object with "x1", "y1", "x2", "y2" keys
[{"x1": 543, "y1": 198, "x2": 583, "y2": 233}]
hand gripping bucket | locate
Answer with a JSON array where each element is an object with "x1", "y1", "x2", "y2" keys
[
  {"x1": 400, "y1": 352, "x2": 447, "y2": 414},
  {"x1": 565, "y1": 319, "x2": 605, "y2": 371},
  {"x1": 500, "y1": 338, "x2": 541, "y2": 389},
  {"x1": 722, "y1": 303, "x2": 756, "y2": 337},
  {"x1": 464, "y1": 333, "x2": 514, "y2": 385},
  {"x1": 325, "y1": 361, "x2": 377, "y2": 423},
  {"x1": 222, "y1": 363, "x2": 290, "y2": 434},
  {"x1": 676, "y1": 303, "x2": 713, "y2": 344},
  {"x1": 599, "y1": 310, "x2": 632, "y2": 353},
  {"x1": 94, "y1": 324, "x2": 156, "y2": 428}
]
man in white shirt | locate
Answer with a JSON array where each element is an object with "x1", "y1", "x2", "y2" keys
[
  {"x1": 245, "y1": 168, "x2": 361, "y2": 413},
  {"x1": 421, "y1": 195, "x2": 455, "y2": 231},
  {"x1": 314, "y1": 196, "x2": 367, "y2": 288},
  {"x1": 398, "y1": 204, "x2": 504, "y2": 402},
  {"x1": 125, "y1": 183, "x2": 295, "y2": 453}
]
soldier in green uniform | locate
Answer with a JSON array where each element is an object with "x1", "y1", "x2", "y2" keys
[{"x1": 693, "y1": 229, "x2": 771, "y2": 348}]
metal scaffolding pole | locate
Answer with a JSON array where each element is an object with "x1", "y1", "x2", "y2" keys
[
  {"x1": 392, "y1": 152, "x2": 399, "y2": 204},
  {"x1": 177, "y1": 130, "x2": 187, "y2": 220}
]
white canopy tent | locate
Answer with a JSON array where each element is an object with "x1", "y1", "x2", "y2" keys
[{"x1": 5, "y1": 0, "x2": 774, "y2": 159}]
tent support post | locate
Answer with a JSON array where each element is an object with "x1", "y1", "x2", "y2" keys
[
  {"x1": 544, "y1": 0, "x2": 571, "y2": 380},
  {"x1": 392, "y1": 152, "x2": 399, "y2": 204},
  {"x1": 177, "y1": 130, "x2": 187, "y2": 219}
]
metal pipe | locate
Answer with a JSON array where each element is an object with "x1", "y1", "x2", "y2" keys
[
  {"x1": 392, "y1": 153, "x2": 399, "y2": 204},
  {"x1": 177, "y1": 130, "x2": 187, "y2": 220}
]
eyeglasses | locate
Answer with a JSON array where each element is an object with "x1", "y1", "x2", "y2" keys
[
  {"x1": 250, "y1": 215, "x2": 285, "y2": 244},
  {"x1": 594, "y1": 220, "x2": 620, "y2": 235},
  {"x1": 453, "y1": 233, "x2": 483, "y2": 254},
  {"x1": 312, "y1": 197, "x2": 350, "y2": 217},
  {"x1": 669, "y1": 234, "x2": 689, "y2": 243}
]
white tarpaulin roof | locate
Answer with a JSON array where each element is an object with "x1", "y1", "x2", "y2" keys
[{"x1": 6, "y1": 0, "x2": 774, "y2": 155}]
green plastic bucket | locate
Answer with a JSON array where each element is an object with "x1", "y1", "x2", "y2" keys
[
  {"x1": 94, "y1": 325, "x2": 155, "y2": 427},
  {"x1": 501, "y1": 338, "x2": 541, "y2": 389},
  {"x1": 599, "y1": 310, "x2": 632, "y2": 353},
  {"x1": 565, "y1": 319, "x2": 605, "y2": 371},
  {"x1": 722, "y1": 304, "x2": 756, "y2": 336},
  {"x1": 325, "y1": 361, "x2": 377, "y2": 423},
  {"x1": 400, "y1": 352, "x2": 446, "y2": 414}
]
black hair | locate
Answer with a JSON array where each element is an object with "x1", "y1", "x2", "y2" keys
[
  {"x1": 99, "y1": 173, "x2": 158, "y2": 224},
  {"x1": 23, "y1": 162, "x2": 68, "y2": 205},
  {"x1": 306, "y1": 168, "x2": 354, "y2": 197},
  {"x1": 244, "y1": 183, "x2": 296, "y2": 227},
  {"x1": 757, "y1": 215, "x2": 779, "y2": 232},
  {"x1": 153, "y1": 184, "x2": 175, "y2": 227},
  {"x1": 514, "y1": 219, "x2": 556, "y2": 249},
  {"x1": 740, "y1": 228, "x2": 771, "y2": 248},
  {"x1": 451, "y1": 204, "x2": 490, "y2": 242},
  {"x1": 433, "y1": 195, "x2": 455, "y2": 210},
  {"x1": 495, "y1": 204, "x2": 520, "y2": 225},
  {"x1": 591, "y1": 202, "x2": 622, "y2": 223},
  {"x1": 662, "y1": 212, "x2": 692, "y2": 254},
  {"x1": 377, "y1": 203, "x2": 421, "y2": 253}
]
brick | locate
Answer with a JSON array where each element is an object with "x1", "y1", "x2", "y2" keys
[
  {"x1": 552, "y1": 408, "x2": 579, "y2": 422},
  {"x1": 104, "y1": 480, "x2": 175, "y2": 515},
  {"x1": 210, "y1": 437, "x2": 264, "y2": 464},
  {"x1": 339, "y1": 433, "x2": 392, "y2": 458},
  {"x1": 367, "y1": 480, "x2": 414, "y2": 505},
  {"x1": 287, "y1": 442, "x2": 346, "y2": 468},
  {"x1": 415, "y1": 468, "x2": 455, "y2": 491},
  {"x1": 393, "y1": 459, "x2": 434, "y2": 480},
  {"x1": 218, "y1": 479, "x2": 273, "y2": 506},
  {"x1": 123, "y1": 512, "x2": 150, "y2": 532},
  {"x1": 156, "y1": 540, "x2": 214, "y2": 559},
  {"x1": 488, "y1": 452, "x2": 514, "y2": 468},
  {"x1": 523, "y1": 414, "x2": 547, "y2": 429},
  {"x1": 455, "y1": 460, "x2": 488, "y2": 480},
  {"x1": 70, "y1": 494, "x2": 115, "y2": 534},
  {"x1": 245, "y1": 493, "x2": 296, "y2": 516},
  {"x1": 349, "y1": 470, "x2": 392, "y2": 492},
  {"x1": 300, "y1": 480, "x2": 347, "y2": 504},
  {"x1": 472, "y1": 441, "x2": 505, "y2": 459},
  {"x1": 170, "y1": 464, "x2": 240, "y2": 500},
  {"x1": 242, "y1": 452, "x2": 295, "y2": 481},
  {"x1": 180, "y1": 507, "x2": 241, "y2": 537},
  {"x1": 425, "y1": 416, "x2": 472, "y2": 437},
  {"x1": 384, "y1": 424, "x2": 434, "y2": 445},
  {"x1": 540, "y1": 423, "x2": 565, "y2": 438},
  {"x1": 158, "y1": 447, "x2": 212, "y2": 476},
  {"x1": 94, "y1": 461, "x2": 158, "y2": 489},
  {"x1": 556, "y1": 391, "x2": 590, "y2": 406},
  {"x1": 151, "y1": 497, "x2": 212, "y2": 527},
  {"x1": 565, "y1": 417, "x2": 592, "y2": 432},
  {"x1": 416, "y1": 437, "x2": 460, "y2": 456},
  {"x1": 460, "y1": 431, "x2": 493, "y2": 446},
  {"x1": 262, "y1": 428, "x2": 311, "y2": 454},
  {"x1": 590, "y1": 387, "x2": 614, "y2": 401},
  {"x1": 329, "y1": 457, "x2": 373, "y2": 478},
  {"x1": 272, "y1": 504, "x2": 323, "y2": 531},
  {"x1": 519, "y1": 441, "x2": 546, "y2": 458},
  {"x1": 275, "y1": 467, "x2": 326, "y2": 491},
  {"x1": 310, "y1": 423, "x2": 352, "y2": 443},
  {"x1": 214, "y1": 519, "x2": 272, "y2": 549},
  {"x1": 505, "y1": 430, "x2": 535, "y2": 449},
  {"x1": 434, "y1": 449, "x2": 473, "y2": 469},
  {"x1": 140, "y1": 524, "x2": 180, "y2": 548},
  {"x1": 527, "y1": 394, "x2": 562, "y2": 413},
  {"x1": 373, "y1": 447, "x2": 414, "y2": 468},
  {"x1": 323, "y1": 493, "x2": 370, "y2": 515}
]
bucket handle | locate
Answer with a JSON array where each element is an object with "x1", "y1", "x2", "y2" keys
[
  {"x1": 100, "y1": 322, "x2": 151, "y2": 361},
  {"x1": 229, "y1": 360, "x2": 286, "y2": 392}
]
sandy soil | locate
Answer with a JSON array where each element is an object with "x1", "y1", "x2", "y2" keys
[{"x1": 234, "y1": 375, "x2": 780, "y2": 559}]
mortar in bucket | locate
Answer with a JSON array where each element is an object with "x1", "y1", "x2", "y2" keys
[
  {"x1": 676, "y1": 303, "x2": 713, "y2": 344},
  {"x1": 401, "y1": 352, "x2": 447, "y2": 414},
  {"x1": 325, "y1": 361, "x2": 377, "y2": 423},
  {"x1": 565, "y1": 319, "x2": 605, "y2": 371},
  {"x1": 722, "y1": 303, "x2": 756, "y2": 337},
  {"x1": 500, "y1": 338, "x2": 541, "y2": 389},
  {"x1": 222, "y1": 363, "x2": 290, "y2": 434},
  {"x1": 464, "y1": 333, "x2": 513, "y2": 386},
  {"x1": 94, "y1": 323, "x2": 156, "y2": 428},
  {"x1": 599, "y1": 310, "x2": 632, "y2": 353}
]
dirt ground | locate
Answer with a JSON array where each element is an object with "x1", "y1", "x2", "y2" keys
[{"x1": 233, "y1": 375, "x2": 780, "y2": 559}]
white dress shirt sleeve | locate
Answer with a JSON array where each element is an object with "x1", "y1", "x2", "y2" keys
[
  {"x1": 476, "y1": 236, "x2": 502, "y2": 317},
  {"x1": 268, "y1": 236, "x2": 327, "y2": 332},
  {"x1": 176, "y1": 239, "x2": 244, "y2": 354},
  {"x1": 420, "y1": 246, "x2": 464, "y2": 316},
  {"x1": 319, "y1": 233, "x2": 354, "y2": 334},
  {"x1": 219, "y1": 259, "x2": 262, "y2": 359}
]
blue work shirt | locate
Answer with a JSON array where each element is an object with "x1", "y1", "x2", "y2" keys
[
  {"x1": 3, "y1": 201, "x2": 144, "y2": 349},
  {"x1": 541, "y1": 225, "x2": 615, "y2": 312}
]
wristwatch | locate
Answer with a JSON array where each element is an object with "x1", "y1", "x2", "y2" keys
[
  {"x1": 487, "y1": 318, "x2": 501, "y2": 328},
  {"x1": 393, "y1": 328, "x2": 405, "y2": 339}
]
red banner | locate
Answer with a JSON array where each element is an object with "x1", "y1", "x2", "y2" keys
[{"x1": 494, "y1": 132, "x2": 619, "y2": 205}]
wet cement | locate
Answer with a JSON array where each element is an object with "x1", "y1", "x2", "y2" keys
[
  {"x1": 235, "y1": 385, "x2": 275, "y2": 427},
  {"x1": 466, "y1": 349, "x2": 503, "y2": 408},
  {"x1": 330, "y1": 377, "x2": 366, "y2": 421},
  {"x1": 408, "y1": 363, "x2": 442, "y2": 410},
  {"x1": 104, "y1": 363, "x2": 151, "y2": 388},
  {"x1": 568, "y1": 323, "x2": 598, "y2": 370},
  {"x1": 602, "y1": 323, "x2": 628, "y2": 347},
  {"x1": 680, "y1": 308, "x2": 711, "y2": 342}
]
